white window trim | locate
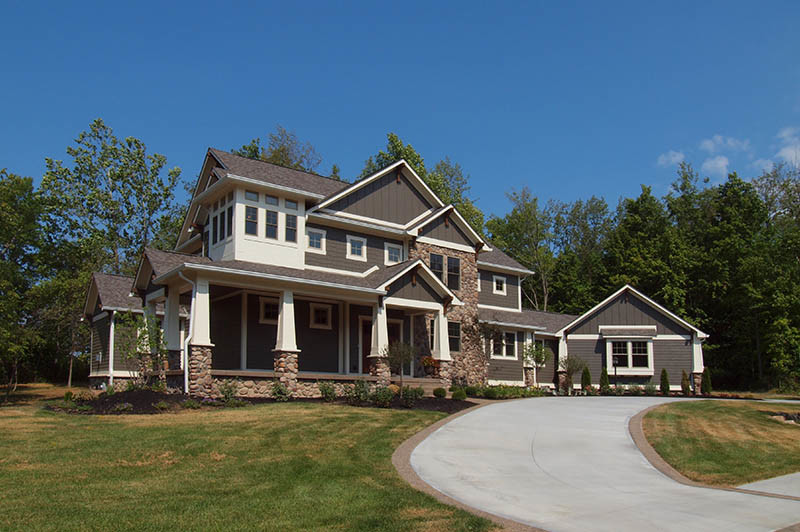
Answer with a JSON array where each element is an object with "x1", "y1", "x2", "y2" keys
[
  {"x1": 605, "y1": 339, "x2": 654, "y2": 376},
  {"x1": 447, "y1": 321, "x2": 461, "y2": 353},
  {"x1": 307, "y1": 228, "x2": 327, "y2": 254},
  {"x1": 284, "y1": 198, "x2": 298, "y2": 210},
  {"x1": 346, "y1": 235, "x2": 368, "y2": 262},
  {"x1": 490, "y1": 331, "x2": 518, "y2": 360},
  {"x1": 309, "y1": 303, "x2": 332, "y2": 330},
  {"x1": 259, "y1": 296, "x2": 279, "y2": 325},
  {"x1": 384, "y1": 242, "x2": 403, "y2": 265},
  {"x1": 492, "y1": 275, "x2": 507, "y2": 295}
]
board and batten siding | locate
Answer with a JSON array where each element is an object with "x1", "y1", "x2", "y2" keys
[
  {"x1": 653, "y1": 339, "x2": 694, "y2": 385},
  {"x1": 327, "y1": 170, "x2": 432, "y2": 225},
  {"x1": 418, "y1": 215, "x2": 473, "y2": 247},
  {"x1": 294, "y1": 299, "x2": 340, "y2": 373},
  {"x1": 246, "y1": 294, "x2": 276, "y2": 370},
  {"x1": 565, "y1": 338, "x2": 604, "y2": 384},
  {"x1": 304, "y1": 224, "x2": 402, "y2": 273},
  {"x1": 387, "y1": 272, "x2": 441, "y2": 303},
  {"x1": 567, "y1": 293, "x2": 690, "y2": 336},
  {"x1": 534, "y1": 337, "x2": 559, "y2": 386},
  {"x1": 211, "y1": 295, "x2": 242, "y2": 370},
  {"x1": 478, "y1": 269, "x2": 519, "y2": 309}
]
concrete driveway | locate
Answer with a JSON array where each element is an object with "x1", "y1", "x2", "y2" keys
[{"x1": 410, "y1": 397, "x2": 800, "y2": 532}]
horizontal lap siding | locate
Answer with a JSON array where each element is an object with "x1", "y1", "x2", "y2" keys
[
  {"x1": 211, "y1": 295, "x2": 242, "y2": 370},
  {"x1": 654, "y1": 339, "x2": 694, "y2": 385},
  {"x1": 295, "y1": 299, "x2": 339, "y2": 373},
  {"x1": 328, "y1": 170, "x2": 432, "y2": 224},
  {"x1": 305, "y1": 224, "x2": 401, "y2": 273},
  {"x1": 419, "y1": 216, "x2": 473, "y2": 247},
  {"x1": 536, "y1": 338, "x2": 559, "y2": 386},
  {"x1": 91, "y1": 315, "x2": 110, "y2": 374},
  {"x1": 567, "y1": 339, "x2": 604, "y2": 384},
  {"x1": 568, "y1": 293, "x2": 690, "y2": 336},
  {"x1": 113, "y1": 320, "x2": 140, "y2": 372},
  {"x1": 478, "y1": 270, "x2": 519, "y2": 309},
  {"x1": 487, "y1": 332, "x2": 524, "y2": 382}
]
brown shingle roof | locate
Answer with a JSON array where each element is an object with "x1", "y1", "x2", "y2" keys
[
  {"x1": 209, "y1": 148, "x2": 349, "y2": 198},
  {"x1": 93, "y1": 273, "x2": 141, "y2": 311},
  {"x1": 479, "y1": 308, "x2": 576, "y2": 335},
  {"x1": 478, "y1": 242, "x2": 531, "y2": 273}
]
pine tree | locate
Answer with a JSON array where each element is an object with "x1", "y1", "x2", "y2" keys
[
  {"x1": 581, "y1": 366, "x2": 592, "y2": 390},
  {"x1": 681, "y1": 370, "x2": 691, "y2": 396},
  {"x1": 702, "y1": 368, "x2": 712, "y2": 396},
  {"x1": 600, "y1": 367, "x2": 610, "y2": 394},
  {"x1": 660, "y1": 368, "x2": 670, "y2": 396}
]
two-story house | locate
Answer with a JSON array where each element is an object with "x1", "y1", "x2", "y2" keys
[{"x1": 84, "y1": 148, "x2": 707, "y2": 396}]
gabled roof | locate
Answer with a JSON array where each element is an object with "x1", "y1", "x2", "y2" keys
[
  {"x1": 208, "y1": 148, "x2": 348, "y2": 197},
  {"x1": 83, "y1": 273, "x2": 141, "y2": 316},
  {"x1": 309, "y1": 160, "x2": 444, "y2": 215},
  {"x1": 555, "y1": 285, "x2": 708, "y2": 339},
  {"x1": 408, "y1": 204, "x2": 488, "y2": 250},
  {"x1": 376, "y1": 259, "x2": 463, "y2": 305},
  {"x1": 479, "y1": 307, "x2": 577, "y2": 335},
  {"x1": 477, "y1": 244, "x2": 532, "y2": 274}
]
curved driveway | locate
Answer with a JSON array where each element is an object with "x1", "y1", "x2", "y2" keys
[{"x1": 410, "y1": 397, "x2": 800, "y2": 532}]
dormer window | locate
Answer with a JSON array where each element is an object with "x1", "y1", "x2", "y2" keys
[
  {"x1": 245, "y1": 206, "x2": 258, "y2": 235},
  {"x1": 245, "y1": 190, "x2": 259, "y2": 202},
  {"x1": 265, "y1": 210, "x2": 278, "y2": 239},
  {"x1": 285, "y1": 214, "x2": 297, "y2": 242}
]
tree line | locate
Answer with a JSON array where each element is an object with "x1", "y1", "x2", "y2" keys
[{"x1": 1, "y1": 119, "x2": 797, "y2": 393}]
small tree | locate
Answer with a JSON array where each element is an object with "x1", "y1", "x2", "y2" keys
[
  {"x1": 383, "y1": 341, "x2": 415, "y2": 390},
  {"x1": 681, "y1": 370, "x2": 691, "y2": 396},
  {"x1": 660, "y1": 368, "x2": 670, "y2": 396},
  {"x1": 581, "y1": 366, "x2": 592, "y2": 390},
  {"x1": 559, "y1": 353, "x2": 586, "y2": 395},
  {"x1": 599, "y1": 367, "x2": 611, "y2": 394},
  {"x1": 702, "y1": 367, "x2": 712, "y2": 396},
  {"x1": 522, "y1": 342, "x2": 550, "y2": 386}
]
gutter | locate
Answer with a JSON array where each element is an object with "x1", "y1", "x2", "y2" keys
[
  {"x1": 480, "y1": 319, "x2": 546, "y2": 331},
  {"x1": 177, "y1": 271, "x2": 195, "y2": 394}
]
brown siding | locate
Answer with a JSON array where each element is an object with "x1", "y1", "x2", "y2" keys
[
  {"x1": 91, "y1": 315, "x2": 110, "y2": 374},
  {"x1": 211, "y1": 295, "x2": 242, "y2": 370},
  {"x1": 478, "y1": 270, "x2": 519, "y2": 309},
  {"x1": 654, "y1": 339, "x2": 694, "y2": 385},
  {"x1": 304, "y1": 224, "x2": 402, "y2": 273},
  {"x1": 486, "y1": 332, "x2": 524, "y2": 382},
  {"x1": 113, "y1": 318, "x2": 140, "y2": 372},
  {"x1": 567, "y1": 338, "x2": 604, "y2": 384},
  {"x1": 419, "y1": 215, "x2": 473, "y2": 247},
  {"x1": 535, "y1": 337, "x2": 559, "y2": 386},
  {"x1": 295, "y1": 299, "x2": 340, "y2": 373},
  {"x1": 246, "y1": 294, "x2": 276, "y2": 370},
  {"x1": 568, "y1": 292, "x2": 691, "y2": 336},
  {"x1": 387, "y1": 272, "x2": 441, "y2": 303},
  {"x1": 348, "y1": 305, "x2": 373, "y2": 373},
  {"x1": 328, "y1": 170, "x2": 432, "y2": 224}
]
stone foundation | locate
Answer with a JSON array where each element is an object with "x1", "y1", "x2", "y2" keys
[
  {"x1": 188, "y1": 344, "x2": 214, "y2": 398},
  {"x1": 369, "y1": 356, "x2": 391, "y2": 387},
  {"x1": 692, "y1": 372, "x2": 703, "y2": 395},
  {"x1": 273, "y1": 350, "x2": 299, "y2": 393}
]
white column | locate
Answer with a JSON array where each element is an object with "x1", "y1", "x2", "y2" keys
[
  {"x1": 165, "y1": 287, "x2": 181, "y2": 351},
  {"x1": 108, "y1": 311, "x2": 116, "y2": 387},
  {"x1": 557, "y1": 335, "x2": 568, "y2": 370},
  {"x1": 692, "y1": 334, "x2": 704, "y2": 373},
  {"x1": 369, "y1": 300, "x2": 389, "y2": 357},
  {"x1": 193, "y1": 277, "x2": 212, "y2": 345},
  {"x1": 433, "y1": 307, "x2": 451, "y2": 361},
  {"x1": 144, "y1": 301, "x2": 158, "y2": 354},
  {"x1": 275, "y1": 290, "x2": 299, "y2": 352}
]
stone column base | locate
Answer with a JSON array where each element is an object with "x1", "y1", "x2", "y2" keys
[
  {"x1": 524, "y1": 367, "x2": 536, "y2": 387},
  {"x1": 557, "y1": 371, "x2": 569, "y2": 394},
  {"x1": 369, "y1": 356, "x2": 390, "y2": 387},
  {"x1": 692, "y1": 372, "x2": 703, "y2": 395},
  {"x1": 437, "y1": 360, "x2": 452, "y2": 388},
  {"x1": 189, "y1": 344, "x2": 213, "y2": 398},
  {"x1": 273, "y1": 350, "x2": 299, "y2": 394}
]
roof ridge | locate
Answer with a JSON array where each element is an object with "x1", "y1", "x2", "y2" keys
[
  {"x1": 95, "y1": 272, "x2": 134, "y2": 279},
  {"x1": 209, "y1": 147, "x2": 345, "y2": 184},
  {"x1": 522, "y1": 308, "x2": 578, "y2": 317}
]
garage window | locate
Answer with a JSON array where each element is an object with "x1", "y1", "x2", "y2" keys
[{"x1": 606, "y1": 339, "x2": 653, "y2": 375}]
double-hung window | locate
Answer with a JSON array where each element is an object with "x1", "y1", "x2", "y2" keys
[
  {"x1": 606, "y1": 339, "x2": 653, "y2": 375},
  {"x1": 492, "y1": 331, "x2": 517, "y2": 358},
  {"x1": 226, "y1": 205, "x2": 233, "y2": 237},
  {"x1": 245, "y1": 206, "x2": 258, "y2": 235},
  {"x1": 346, "y1": 235, "x2": 367, "y2": 261},
  {"x1": 265, "y1": 210, "x2": 278, "y2": 239},
  {"x1": 385, "y1": 243, "x2": 402, "y2": 265},
  {"x1": 212, "y1": 215, "x2": 218, "y2": 244},
  {"x1": 430, "y1": 253, "x2": 443, "y2": 280},
  {"x1": 448, "y1": 322, "x2": 461, "y2": 352},
  {"x1": 218, "y1": 209, "x2": 225, "y2": 241},
  {"x1": 285, "y1": 214, "x2": 297, "y2": 242},
  {"x1": 308, "y1": 229, "x2": 326, "y2": 253},
  {"x1": 447, "y1": 257, "x2": 460, "y2": 290}
]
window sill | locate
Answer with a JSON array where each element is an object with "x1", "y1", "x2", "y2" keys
[{"x1": 609, "y1": 368, "x2": 654, "y2": 376}]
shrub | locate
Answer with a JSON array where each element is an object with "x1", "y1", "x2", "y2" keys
[
  {"x1": 271, "y1": 381, "x2": 291, "y2": 402},
  {"x1": 681, "y1": 370, "x2": 691, "y2": 396},
  {"x1": 218, "y1": 379, "x2": 239, "y2": 403},
  {"x1": 702, "y1": 368, "x2": 712, "y2": 395},
  {"x1": 201, "y1": 397, "x2": 223, "y2": 407},
  {"x1": 581, "y1": 367, "x2": 592, "y2": 390},
  {"x1": 64, "y1": 391, "x2": 74, "y2": 402},
  {"x1": 75, "y1": 405, "x2": 93, "y2": 413},
  {"x1": 583, "y1": 385, "x2": 598, "y2": 396},
  {"x1": 613, "y1": 384, "x2": 625, "y2": 396},
  {"x1": 181, "y1": 399, "x2": 201, "y2": 409},
  {"x1": 464, "y1": 385, "x2": 481, "y2": 397},
  {"x1": 600, "y1": 367, "x2": 611, "y2": 395},
  {"x1": 387, "y1": 384, "x2": 400, "y2": 396},
  {"x1": 400, "y1": 386, "x2": 424, "y2": 407},
  {"x1": 629, "y1": 385, "x2": 643, "y2": 396},
  {"x1": 644, "y1": 381, "x2": 657, "y2": 396},
  {"x1": 104, "y1": 385, "x2": 116, "y2": 396},
  {"x1": 152, "y1": 401, "x2": 170, "y2": 411},
  {"x1": 451, "y1": 388, "x2": 467, "y2": 400},
  {"x1": 150, "y1": 380, "x2": 166, "y2": 393},
  {"x1": 433, "y1": 387, "x2": 446, "y2": 398},
  {"x1": 345, "y1": 380, "x2": 370, "y2": 405},
  {"x1": 112, "y1": 402, "x2": 133, "y2": 413},
  {"x1": 370, "y1": 386, "x2": 394, "y2": 408},
  {"x1": 125, "y1": 380, "x2": 136, "y2": 392},
  {"x1": 77, "y1": 391, "x2": 94, "y2": 402},
  {"x1": 660, "y1": 368, "x2": 670, "y2": 396},
  {"x1": 225, "y1": 398, "x2": 247, "y2": 408},
  {"x1": 483, "y1": 387, "x2": 499, "y2": 400},
  {"x1": 318, "y1": 381, "x2": 336, "y2": 402}
]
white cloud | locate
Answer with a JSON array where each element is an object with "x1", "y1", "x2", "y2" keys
[
  {"x1": 752, "y1": 158, "x2": 774, "y2": 172},
  {"x1": 701, "y1": 155, "x2": 729, "y2": 177},
  {"x1": 699, "y1": 134, "x2": 751, "y2": 154},
  {"x1": 657, "y1": 150, "x2": 684, "y2": 167},
  {"x1": 775, "y1": 126, "x2": 800, "y2": 164}
]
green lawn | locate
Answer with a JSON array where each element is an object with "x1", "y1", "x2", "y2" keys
[
  {"x1": 643, "y1": 400, "x2": 800, "y2": 486},
  {"x1": 0, "y1": 386, "x2": 492, "y2": 531}
]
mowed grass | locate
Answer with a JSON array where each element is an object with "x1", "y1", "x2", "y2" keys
[
  {"x1": 0, "y1": 386, "x2": 492, "y2": 532},
  {"x1": 643, "y1": 400, "x2": 800, "y2": 486}
]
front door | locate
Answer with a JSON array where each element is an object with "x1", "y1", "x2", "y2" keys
[{"x1": 360, "y1": 319, "x2": 402, "y2": 374}]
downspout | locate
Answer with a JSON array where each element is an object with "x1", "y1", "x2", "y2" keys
[{"x1": 178, "y1": 271, "x2": 196, "y2": 394}]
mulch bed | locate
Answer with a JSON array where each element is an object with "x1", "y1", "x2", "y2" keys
[{"x1": 45, "y1": 390, "x2": 478, "y2": 416}]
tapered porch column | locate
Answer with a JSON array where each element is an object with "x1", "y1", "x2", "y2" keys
[
  {"x1": 164, "y1": 286, "x2": 182, "y2": 370},
  {"x1": 368, "y1": 298, "x2": 390, "y2": 386},
  {"x1": 188, "y1": 277, "x2": 213, "y2": 397},
  {"x1": 432, "y1": 307, "x2": 451, "y2": 361},
  {"x1": 273, "y1": 290, "x2": 300, "y2": 394}
]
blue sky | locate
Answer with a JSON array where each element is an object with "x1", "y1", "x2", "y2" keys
[{"x1": 2, "y1": 1, "x2": 799, "y2": 218}]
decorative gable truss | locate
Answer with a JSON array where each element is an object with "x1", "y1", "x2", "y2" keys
[{"x1": 407, "y1": 204, "x2": 488, "y2": 253}]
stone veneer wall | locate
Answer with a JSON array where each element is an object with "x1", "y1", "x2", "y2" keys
[
  {"x1": 189, "y1": 344, "x2": 214, "y2": 397},
  {"x1": 369, "y1": 356, "x2": 391, "y2": 387},
  {"x1": 409, "y1": 241, "x2": 488, "y2": 386}
]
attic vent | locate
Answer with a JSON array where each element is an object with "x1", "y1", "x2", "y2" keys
[
  {"x1": 444, "y1": 215, "x2": 450, "y2": 228},
  {"x1": 396, "y1": 172, "x2": 401, "y2": 184},
  {"x1": 412, "y1": 273, "x2": 417, "y2": 287}
]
